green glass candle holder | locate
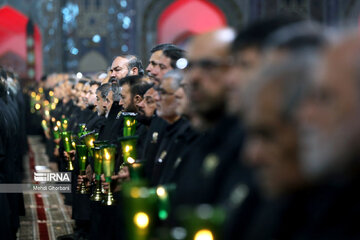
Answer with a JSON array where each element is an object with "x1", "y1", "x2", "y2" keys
[
  {"x1": 79, "y1": 123, "x2": 87, "y2": 134},
  {"x1": 119, "y1": 136, "x2": 138, "y2": 166},
  {"x1": 101, "y1": 144, "x2": 117, "y2": 206},
  {"x1": 122, "y1": 181, "x2": 157, "y2": 240},
  {"x1": 71, "y1": 134, "x2": 77, "y2": 149},
  {"x1": 61, "y1": 131, "x2": 73, "y2": 153},
  {"x1": 61, "y1": 131, "x2": 74, "y2": 171},
  {"x1": 122, "y1": 112, "x2": 137, "y2": 137},
  {"x1": 128, "y1": 161, "x2": 144, "y2": 181},
  {"x1": 175, "y1": 204, "x2": 226, "y2": 240},
  {"x1": 53, "y1": 126, "x2": 60, "y2": 140},
  {"x1": 90, "y1": 146, "x2": 104, "y2": 202},
  {"x1": 76, "y1": 144, "x2": 89, "y2": 194},
  {"x1": 82, "y1": 131, "x2": 98, "y2": 151},
  {"x1": 61, "y1": 117, "x2": 68, "y2": 131}
]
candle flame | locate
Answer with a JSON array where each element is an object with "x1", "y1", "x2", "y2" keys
[
  {"x1": 56, "y1": 121, "x2": 61, "y2": 127},
  {"x1": 105, "y1": 150, "x2": 111, "y2": 160},
  {"x1": 89, "y1": 138, "x2": 94, "y2": 147},
  {"x1": 127, "y1": 157, "x2": 135, "y2": 164},
  {"x1": 194, "y1": 229, "x2": 214, "y2": 240},
  {"x1": 126, "y1": 120, "x2": 131, "y2": 126},
  {"x1": 54, "y1": 126, "x2": 58, "y2": 131},
  {"x1": 134, "y1": 212, "x2": 149, "y2": 229}
]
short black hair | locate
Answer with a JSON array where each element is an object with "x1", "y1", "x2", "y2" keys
[
  {"x1": 119, "y1": 75, "x2": 152, "y2": 97},
  {"x1": 150, "y1": 43, "x2": 186, "y2": 69},
  {"x1": 89, "y1": 80, "x2": 101, "y2": 87},
  {"x1": 232, "y1": 16, "x2": 301, "y2": 53},
  {"x1": 96, "y1": 83, "x2": 111, "y2": 99}
]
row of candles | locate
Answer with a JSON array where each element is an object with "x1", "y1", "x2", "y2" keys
[{"x1": 41, "y1": 109, "x2": 221, "y2": 239}]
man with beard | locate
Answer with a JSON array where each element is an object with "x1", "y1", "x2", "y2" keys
[
  {"x1": 109, "y1": 54, "x2": 144, "y2": 83},
  {"x1": 293, "y1": 33, "x2": 360, "y2": 239},
  {"x1": 151, "y1": 70, "x2": 200, "y2": 186},
  {"x1": 141, "y1": 44, "x2": 185, "y2": 178}
]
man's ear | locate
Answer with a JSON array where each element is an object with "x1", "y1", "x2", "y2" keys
[
  {"x1": 131, "y1": 67, "x2": 139, "y2": 75},
  {"x1": 133, "y1": 94, "x2": 142, "y2": 104}
]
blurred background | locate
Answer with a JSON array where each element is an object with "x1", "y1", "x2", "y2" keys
[{"x1": 0, "y1": 0, "x2": 359, "y2": 85}]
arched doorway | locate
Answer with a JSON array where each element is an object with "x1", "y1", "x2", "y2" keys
[
  {"x1": 157, "y1": 0, "x2": 227, "y2": 45},
  {"x1": 0, "y1": 5, "x2": 42, "y2": 81}
]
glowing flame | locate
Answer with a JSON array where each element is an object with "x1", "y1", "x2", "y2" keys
[
  {"x1": 126, "y1": 120, "x2": 131, "y2": 126},
  {"x1": 56, "y1": 121, "x2": 61, "y2": 127},
  {"x1": 35, "y1": 103, "x2": 41, "y2": 110},
  {"x1": 194, "y1": 229, "x2": 214, "y2": 240},
  {"x1": 156, "y1": 186, "x2": 167, "y2": 198},
  {"x1": 89, "y1": 138, "x2": 94, "y2": 147},
  {"x1": 134, "y1": 212, "x2": 149, "y2": 229},
  {"x1": 127, "y1": 157, "x2": 135, "y2": 164},
  {"x1": 105, "y1": 150, "x2": 111, "y2": 160},
  {"x1": 54, "y1": 126, "x2": 58, "y2": 131}
]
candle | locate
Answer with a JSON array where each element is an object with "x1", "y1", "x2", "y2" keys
[
  {"x1": 76, "y1": 144, "x2": 88, "y2": 171},
  {"x1": 102, "y1": 144, "x2": 117, "y2": 183},
  {"x1": 120, "y1": 136, "x2": 138, "y2": 165},
  {"x1": 53, "y1": 126, "x2": 60, "y2": 139},
  {"x1": 93, "y1": 146, "x2": 103, "y2": 181},
  {"x1": 62, "y1": 131, "x2": 72, "y2": 152},
  {"x1": 122, "y1": 112, "x2": 137, "y2": 137}
]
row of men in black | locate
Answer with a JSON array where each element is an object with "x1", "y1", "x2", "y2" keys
[
  {"x1": 42, "y1": 16, "x2": 360, "y2": 240},
  {"x1": 0, "y1": 68, "x2": 27, "y2": 239}
]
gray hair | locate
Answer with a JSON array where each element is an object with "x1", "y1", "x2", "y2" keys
[
  {"x1": 111, "y1": 82, "x2": 121, "y2": 102},
  {"x1": 244, "y1": 54, "x2": 319, "y2": 121},
  {"x1": 163, "y1": 69, "x2": 183, "y2": 90}
]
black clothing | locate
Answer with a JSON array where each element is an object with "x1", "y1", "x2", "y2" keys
[
  {"x1": 150, "y1": 117, "x2": 189, "y2": 186},
  {"x1": 142, "y1": 116, "x2": 168, "y2": 181}
]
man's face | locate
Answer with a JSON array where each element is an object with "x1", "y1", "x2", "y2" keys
[
  {"x1": 110, "y1": 57, "x2": 130, "y2": 80},
  {"x1": 86, "y1": 84, "x2": 98, "y2": 107},
  {"x1": 104, "y1": 91, "x2": 114, "y2": 114},
  {"x1": 225, "y1": 47, "x2": 262, "y2": 114},
  {"x1": 174, "y1": 80, "x2": 189, "y2": 116},
  {"x1": 245, "y1": 84, "x2": 303, "y2": 197},
  {"x1": 156, "y1": 77, "x2": 178, "y2": 121},
  {"x1": 299, "y1": 40, "x2": 360, "y2": 179},
  {"x1": 95, "y1": 91, "x2": 105, "y2": 116},
  {"x1": 137, "y1": 87, "x2": 157, "y2": 117},
  {"x1": 74, "y1": 83, "x2": 84, "y2": 105},
  {"x1": 119, "y1": 83, "x2": 136, "y2": 112},
  {"x1": 185, "y1": 29, "x2": 234, "y2": 119},
  {"x1": 146, "y1": 50, "x2": 172, "y2": 85},
  {"x1": 81, "y1": 84, "x2": 90, "y2": 107}
]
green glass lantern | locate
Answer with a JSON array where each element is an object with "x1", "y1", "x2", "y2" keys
[
  {"x1": 128, "y1": 162, "x2": 144, "y2": 181},
  {"x1": 62, "y1": 131, "x2": 73, "y2": 153},
  {"x1": 82, "y1": 131, "x2": 98, "y2": 150},
  {"x1": 119, "y1": 136, "x2": 138, "y2": 166},
  {"x1": 79, "y1": 123, "x2": 87, "y2": 134},
  {"x1": 53, "y1": 125, "x2": 60, "y2": 140},
  {"x1": 122, "y1": 112, "x2": 137, "y2": 137},
  {"x1": 122, "y1": 181, "x2": 157, "y2": 240},
  {"x1": 76, "y1": 144, "x2": 89, "y2": 194},
  {"x1": 61, "y1": 131, "x2": 74, "y2": 171},
  {"x1": 90, "y1": 146, "x2": 104, "y2": 202},
  {"x1": 101, "y1": 144, "x2": 117, "y2": 206},
  {"x1": 175, "y1": 204, "x2": 226, "y2": 240},
  {"x1": 61, "y1": 117, "x2": 69, "y2": 131}
]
